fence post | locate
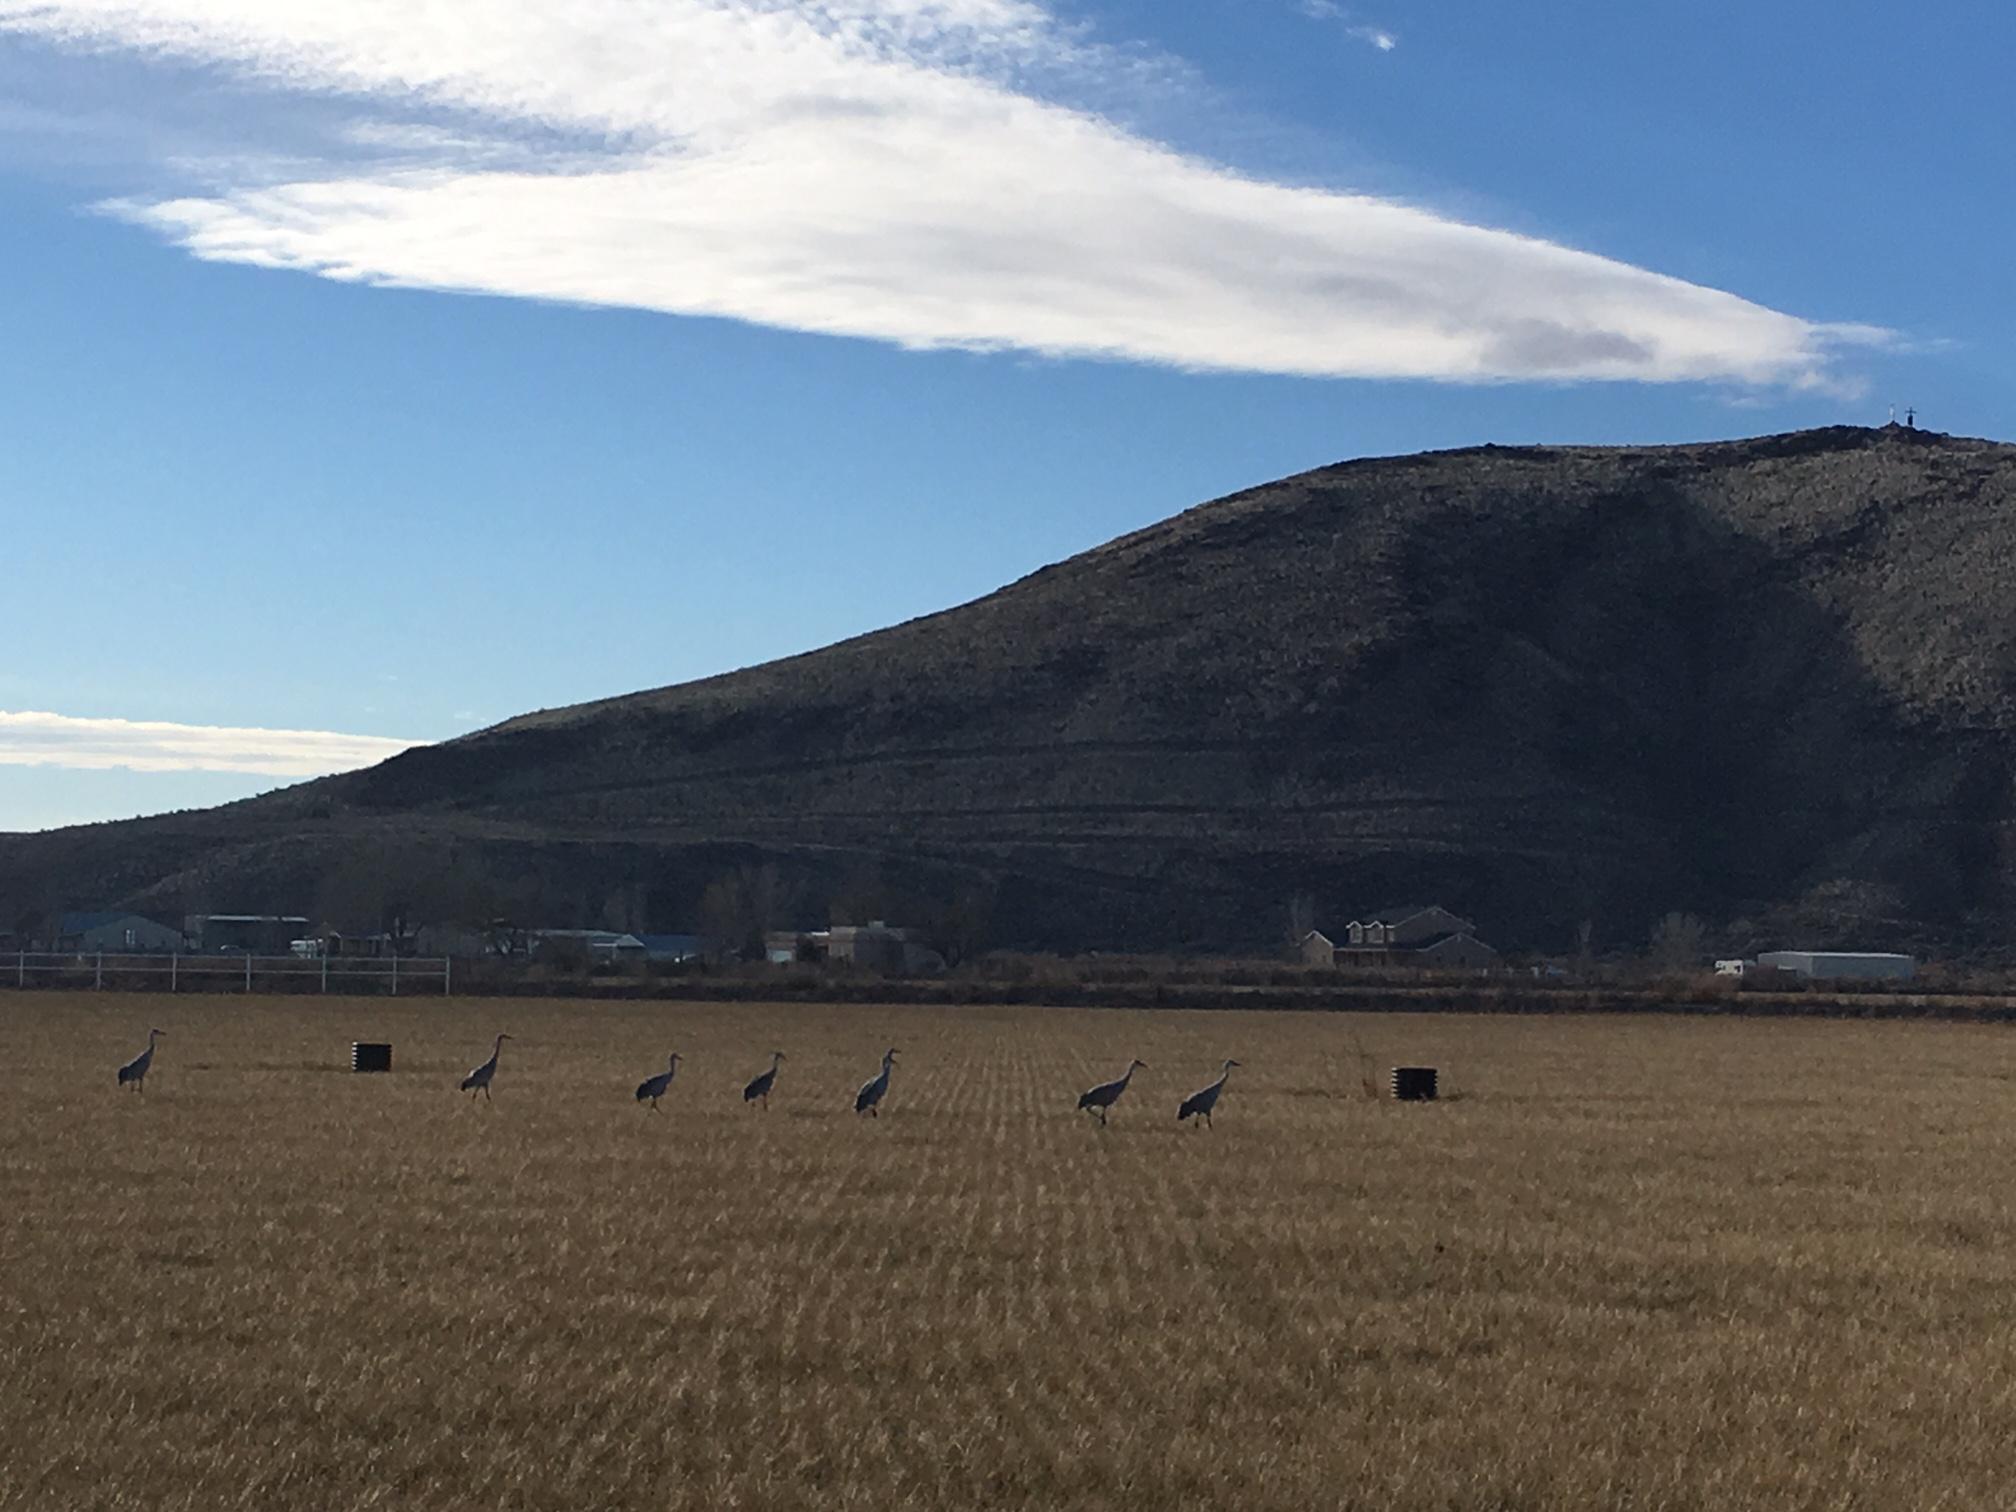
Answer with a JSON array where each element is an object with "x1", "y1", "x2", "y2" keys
[
  {"x1": 171, "y1": 954, "x2": 178, "y2": 993},
  {"x1": 322, "y1": 954, "x2": 329, "y2": 995},
  {"x1": 244, "y1": 953, "x2": 252, "y2": 994},
  {"x1": 444, "y1": 956, "x2": 452, "y2": 997},
  {"x1": 16, "y1": 950, "x2": 23, "y2": 988},
  {"x1": 391, "y1": 954, "x2": 399, "y2": 997},
  {"x1": 95, "y1": 952, "x2": 103, "y2": 990}
]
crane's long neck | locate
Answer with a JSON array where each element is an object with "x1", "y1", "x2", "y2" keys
[{"x1": 1119, "y1": 1063, "x2": 1137, "y2": 1089}]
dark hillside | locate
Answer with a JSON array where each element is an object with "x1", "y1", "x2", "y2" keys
[{"x1": 9, "y1": 424, "x2": 2015, "y2": 953}]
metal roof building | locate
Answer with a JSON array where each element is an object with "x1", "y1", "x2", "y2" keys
[{"x1": 1756, "y1": 951, "x2": 1915, "y2": 981}]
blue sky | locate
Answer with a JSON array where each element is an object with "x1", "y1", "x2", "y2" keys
[{"x1": 0, "y1": 0, "x2": 2003, "y2": 831}]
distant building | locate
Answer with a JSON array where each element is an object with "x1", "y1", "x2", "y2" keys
[
  {"x1": 766, "y1": 929, "x2": 829, "y2": 965},
  {"x1": 1302, "y1": 905, "x2": 1500, "y2": 970},
  {"x1": 635, "y1": 933, "x2": 704, "y2": 964},
  {"x1": 414, "y1": 923, "x2": 495, "y2": 959},
  {"x1": 829, "y1": 921, "x2": 911, "y2": 973},
  {"x1": 755, "y1": 924, "x2": 941, "y2": 973},
  {"x1": 1343, "y1": 905, "x2": 1475, "y2": 949},
  {"x1": 1756, "y1": 951, "x2": 1915, "y2": 982},
  {"x1": 185, "y1": 914, "x2": 311, "y2": 953},
  {"x1": 57, "y1": 911, "x2": 185, "y2": 953},
  {"x1": 313, "y1": 929, "x2": 402, "y2": 958},
  {"x1": 530, "y1": 929, "x2": 648, "y2": 965}
]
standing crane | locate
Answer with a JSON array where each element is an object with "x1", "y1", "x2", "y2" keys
[
  {"x1": 117, "y1": 1028, "x2": 166, "y2": 1093},
  {"x1": 1177, "y1": 1059, "x2": 1242, "y2": 1128},
  {"x1": 854, "y1": 1048, "x2": 898, "y2": 1117},
  {"x1": 1077, "y1": 1059, "x2": 1146, "y2": 1126},
  {"x1": 634, "y1": 1051, "x2": 682, "y2": 1110},
  {"x1": 743, "y1": 1050, "x2": 785, "y2": 1109},
  {"x1": 459, "y1": 1033, "x2": 513, "y2": 1102}
]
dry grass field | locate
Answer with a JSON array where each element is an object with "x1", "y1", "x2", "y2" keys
[{"x1": 6, "y1": 994, "x2": 2016, "y2": 1510}]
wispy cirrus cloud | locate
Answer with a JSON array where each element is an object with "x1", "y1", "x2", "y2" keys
[
  {"x1": 0, "y1": 710, "x2": 422, "y2": 776},
  {"x1": 0, "y1": 0, "x2": 1879, "y2": 386},
  {"x1": 1298, "y1": 0, "x2": 1395, "y2": 49}
]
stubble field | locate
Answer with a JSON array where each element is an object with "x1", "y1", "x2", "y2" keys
[{"x1": 5, "y1": 994, "x2": 2016, "y2": 1510}]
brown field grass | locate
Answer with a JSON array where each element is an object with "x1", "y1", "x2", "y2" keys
[{"x1": 5, "y1": 994, "x2": 2016, "y2": 1510}]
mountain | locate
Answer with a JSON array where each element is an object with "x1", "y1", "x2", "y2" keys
[{"x1": 10, "y1": 423, "x2": 2016, "y2": 956}]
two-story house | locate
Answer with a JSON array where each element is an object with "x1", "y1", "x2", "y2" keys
[{"x1": 1300, "y1": 905, "x2": 1499, "y2": 970}]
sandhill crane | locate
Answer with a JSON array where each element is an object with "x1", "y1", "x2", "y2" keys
[
  {"x1": 635, "y1": 1052, "x2": 682, "y2": 1110},
  {"x1": 117, "y1": 1028, "x2": 165, "y2": 1093},
  {"x1": 744, "y1": 1050, "x2": 785, "y2": 1109},
  {"x1": 459, "y1": 1033, "x2": 513, "y2": 1102},
  {"x1": 1078, "y1": 1059, "x2": 1146, "y2": 1126},
  {"x1": 1178, "y1": 1059, "x2": 1242, "y2": 1128},
  {"x1": 854, "y1": 1048, "x2": 898, "y2": 1117}
]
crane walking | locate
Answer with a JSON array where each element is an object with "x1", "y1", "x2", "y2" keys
[
  {"x1": 117, "y1": 1028, "x2": 166, "y2": 1093},
  {"x1": 459, "y1": 1033, "x2": 513, "y2": 1102},
  {"x1": 1177, "y1": 1059, "x2": 1242, "y2": 1128},
  {"x1": 1078, "y1": 1059, "x2": 1146, "y2": 1126},
  {"x1": 635, "y1": 1052, "x2": 682, "y2": 1110},
  {"x1": 855, "y1": 1048, "x2": 898, "y2": 1117},
  {"x1": 743, "y1": 1051, "x2": 785, "y2": 1109}
]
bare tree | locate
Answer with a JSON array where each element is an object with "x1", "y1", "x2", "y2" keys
[
  {"x1": 917, "y1": 882, "x2": 996, "y2": 970},
  {"x1": 1285, "y1": 891, "x2": 1317, "y2": 950},
  {"x1": 1649, "y1": 911, "x2": 1707, "y2": 974},
  {"x1": 701, "y1": 864, "x2": 785, "y2": 963}
]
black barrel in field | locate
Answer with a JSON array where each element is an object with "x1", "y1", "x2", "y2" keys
[
  {"x1": 352, "y1": 1042, "x2": 394, "y2": 1073},
  {"x1": 1390, "y1": 1066, "x2": 1438, "y2": 1101}
]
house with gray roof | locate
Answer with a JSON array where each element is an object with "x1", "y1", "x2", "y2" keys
[{"x1": 1301, "y1": 904, "x2": 1499, "y2": 971}]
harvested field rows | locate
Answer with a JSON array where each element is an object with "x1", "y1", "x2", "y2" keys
[{"x1": 5, "y1": 995, "x2": 2016, "y2": 1509}]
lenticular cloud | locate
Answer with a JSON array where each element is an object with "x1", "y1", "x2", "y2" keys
[
  {"x1": 0, "y1": 0, "x2": 1876, "y2": 385},
  {"x1": 0, "y1": 710, "x2": 421, "y2": 776}
]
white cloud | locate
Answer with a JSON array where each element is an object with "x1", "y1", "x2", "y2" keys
[
  {"x1": 0, "y1": 709, "x2": 422, "y2": 776},
  {"x1": 0, "y1": 0, "x2": 1878, "y2": 385},
  {"x1": 1298, "y1": 3, "x2": 1396, "y2": 50}
]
